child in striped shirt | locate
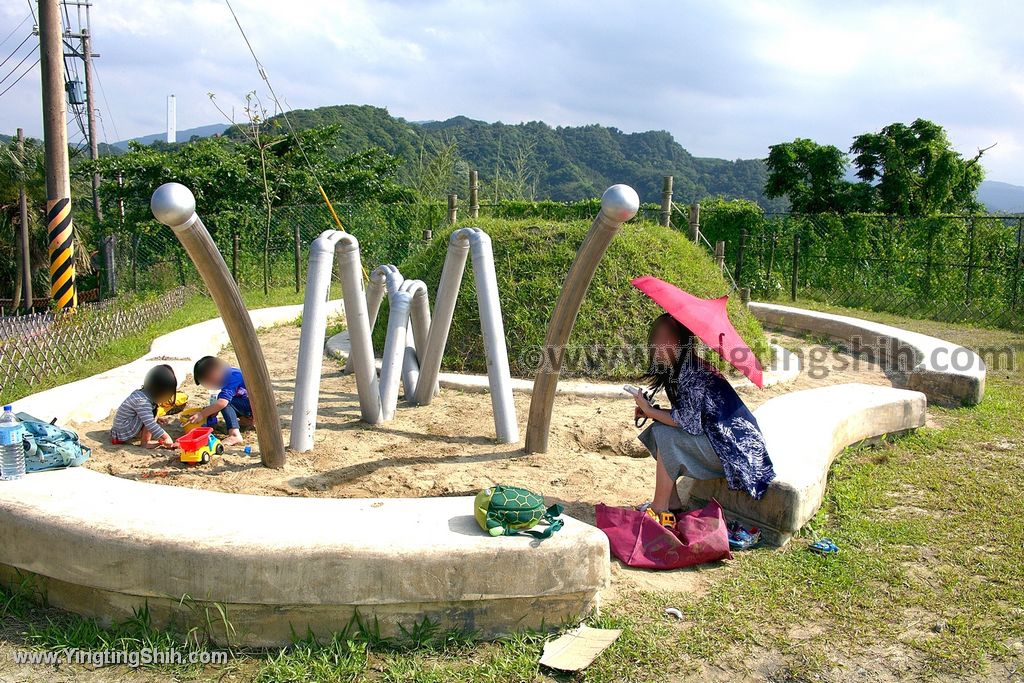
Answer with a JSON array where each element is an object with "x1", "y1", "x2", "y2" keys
[{"x1": 111, "y1": 364, "x2": 178, "y2": 449}]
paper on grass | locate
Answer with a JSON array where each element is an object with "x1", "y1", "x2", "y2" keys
[{"x1": 539, "y1": 625, "x2": 622, "y2": 672}]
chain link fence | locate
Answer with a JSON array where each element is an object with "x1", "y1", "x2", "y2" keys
[{"x1": 697, "y1": 207, "x2": 1024, "y2": 329}]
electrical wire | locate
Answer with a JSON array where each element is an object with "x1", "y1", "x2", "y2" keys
[
  {"x1": 222, "y1": 0, "x2": 346, "y2": 232},
  {"x1": 93, "y1": 63, "x2": 120, "y2": 143},
  {"x1": 0, "y1": 33, "x2": 33, "y2": 72},
  {"x1": 0, "y1": 54, "x2": 39, "y2": 98},
  {"x1": 0, "y1": 13, "x2": 30, "y2": 51},
  {"x1": 0, "y1": 43, "x2": 37, "y2": 86}
]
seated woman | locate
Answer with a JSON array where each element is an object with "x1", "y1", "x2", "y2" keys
[{"x1": 632, "y1": 313, "x2": 775, "y2": 527}]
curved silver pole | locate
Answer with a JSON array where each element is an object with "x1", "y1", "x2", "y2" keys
[{"x1": 291, "y1": 230, "x2": 342, "y2": 452}]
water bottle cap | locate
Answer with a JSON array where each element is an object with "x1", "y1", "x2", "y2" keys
[{"x1": 2, "y1": 405, "x2": 10, "y2": 411}]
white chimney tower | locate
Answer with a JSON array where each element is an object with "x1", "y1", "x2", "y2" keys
[{"x1": 166, "y1": 94, "x2": 177, "y2": 143}]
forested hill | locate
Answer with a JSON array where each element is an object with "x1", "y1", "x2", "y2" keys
[{"x1": 264, "y1": 105, "x2": 784, "y2": 208}]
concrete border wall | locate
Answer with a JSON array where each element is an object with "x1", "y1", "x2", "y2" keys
[
  {"x1": 751, "y1": 302, "x2": 985, "y2": 406},
  {"x1": 0, "y1": 468, "x2": 608, "y2": 646}
]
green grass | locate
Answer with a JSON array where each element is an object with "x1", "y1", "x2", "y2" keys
[
  {"x1": 385, "y1": 217, "x2": 770, "y2": 380},
  {"x1": 2, "y1": 287, "x2": 305, "y2": 404},
  {"x1": 0, "y1": 309, "x2": 1021, "y2": 680}
]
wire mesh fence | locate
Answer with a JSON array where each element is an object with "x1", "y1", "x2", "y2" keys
[
  {"x1": 0, "y1": 286, "x2": 191, "y2": 398},
  {"x1": 696, "y1": 207, "x2": 1024, "y2": 329}
]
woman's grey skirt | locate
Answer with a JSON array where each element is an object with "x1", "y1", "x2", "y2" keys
[{"x1": 638, "y1": 423, "x2": 724, "y2": 480}]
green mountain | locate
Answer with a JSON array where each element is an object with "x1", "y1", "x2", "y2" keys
[{"x1": 269, "y1": 105, "x2": 785, "y2": 208}]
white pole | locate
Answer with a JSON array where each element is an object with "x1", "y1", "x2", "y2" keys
[
  {"x1": 379, "y1": 289, "x2": 410, "y2": 421},
  {"x1": 289, "y1": 231, "x2": 338, "y2": 451},
  {"x1": 468, "y1": 230, "x2": 518, "y2": 443},
  {"x1": 413, "y1": 230, "x2": 471, "y2": 406}
]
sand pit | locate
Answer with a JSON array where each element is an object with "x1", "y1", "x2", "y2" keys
[{"x1": 73, "y1": 324, "x2": 894, "y2": 527}]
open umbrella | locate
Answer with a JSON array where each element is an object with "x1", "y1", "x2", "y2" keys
[{"x1": 631, "y1": 275, "x2": 764, "y2": 388}]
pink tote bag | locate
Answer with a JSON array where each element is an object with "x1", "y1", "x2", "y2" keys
[{"x1": 595, "y1": 499, "x2": 732, "y2": 569}]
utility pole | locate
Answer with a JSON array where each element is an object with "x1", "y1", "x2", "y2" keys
[
  {"x1": 39, "y1": 0, "x2": 76, "y2": 309},
  {"x1": 80, "y1": 28, "x2": 102, "y2": 222},
  {"x1": 17, "y1": 129, "x2": 34, "y2": 311}
]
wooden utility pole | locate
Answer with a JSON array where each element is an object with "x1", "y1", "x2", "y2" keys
[
  {"x1": 17, "y1": 129, "x2": 33, "y2": 311},
  {"x1": 39, "y1": 0, "x2": 76, "y2": 309},
  {"x1": 469, "y1": 170, "x2": 480, "y2": 219},
  {"x1": 80, "y1": 29, "x2": 103, "y2": 223},
  {"x1": 659, "y1": 176, "x2": 673, "y2": 227}
]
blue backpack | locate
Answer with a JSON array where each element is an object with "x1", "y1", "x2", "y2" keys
[{"x1": 15, "y1": 412, "x2": 91, "y2": 472}]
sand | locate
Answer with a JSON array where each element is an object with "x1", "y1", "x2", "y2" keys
[{"x1": 74, "y1": 325, "x2": 895, "y2": 526}]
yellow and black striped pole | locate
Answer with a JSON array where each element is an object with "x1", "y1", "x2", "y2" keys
[{"x1": 47, "y1": 197, "x2": 76, "y2": 309}]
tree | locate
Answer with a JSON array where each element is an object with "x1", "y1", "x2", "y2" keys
[
  {"x1": 850, "y1": 119, "x2": 987, "y2": 216},
  {"x1": 764, "y1": 138, "x2": 854, "y2": 213}
]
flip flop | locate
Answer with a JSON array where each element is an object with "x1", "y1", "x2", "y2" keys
[
  {"x1": 728, "y1": 520, "x2": 761, "y2": 550},
  {"x1": 808, "y1": 538, "x2": 839, "y2": 554}
]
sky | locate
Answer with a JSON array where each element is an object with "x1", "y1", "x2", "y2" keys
[{"x1": 2, "y1": 0, "x2": 1023, "y2": 184}]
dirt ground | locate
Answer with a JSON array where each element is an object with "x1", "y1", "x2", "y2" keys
[{"x1": 75, "y1": 326, "x2": 894, "y2": 530}]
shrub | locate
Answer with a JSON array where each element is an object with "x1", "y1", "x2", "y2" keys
[{"x1": 377, "y1": 216, "x2": 770, "y2": 380}]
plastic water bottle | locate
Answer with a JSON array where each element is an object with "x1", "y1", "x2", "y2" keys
[
  {"x1": 0, "y1": 405, "x2": 26, "y2": 481},
  {"x1": 206, "y1": 392, "x2": 220, "y2": 427}
]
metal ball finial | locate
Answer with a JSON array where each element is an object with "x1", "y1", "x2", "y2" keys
[
  {"x1": 151, "y1": 182, "x2": 196, "y2": 227},
  {"x1": 601, "y1": 184, "x2": 640, "y2": 222}
]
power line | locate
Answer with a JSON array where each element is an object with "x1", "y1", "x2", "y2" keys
[
  {"x1": 0, "y1": 55, "x2": 39, "y2": 98},
  {"x1": 92, "y1": 62, "x2": 120, "y2": 142},
  {"x1": 0, "y1": 43, "x2": 38, "y2": 87},
  {"x1": 0, "y1": 33, "x2": 33, "y2": 72},
  {"x1": 0, "y1": 13, "x2": 30, "y2": 50}
]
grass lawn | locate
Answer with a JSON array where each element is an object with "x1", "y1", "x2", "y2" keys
[{"x1": 0, "y1": 310, "x2": 1022, "y2": 681}]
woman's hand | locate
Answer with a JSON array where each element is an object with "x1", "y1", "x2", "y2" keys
[{"x1": 633, "y1": 391, "x2": 653, "y2": 416}]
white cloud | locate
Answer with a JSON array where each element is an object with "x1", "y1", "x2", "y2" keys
[{"x1": 1, "y1": 0, "x2": 1022, "y2": 183}]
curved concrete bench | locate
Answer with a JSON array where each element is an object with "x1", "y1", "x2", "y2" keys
[
  {"x1": 751, "y1": 302, "x2": 985, "y2": 406},
  {"x1": 688, "y1": 383, "x2": 927, "y2": 546},
  {"x1": 0, "y1": 468, "x2": 607, "y2": 647}
]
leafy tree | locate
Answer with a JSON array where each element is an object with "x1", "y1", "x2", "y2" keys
[
  {"x1": 850, "y1": 119, "x2": 987, "y2": 216},
  {"x1": 764, "y1": 138, "x2": 854, "y2": 213}
]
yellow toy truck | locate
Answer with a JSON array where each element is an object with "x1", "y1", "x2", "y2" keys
[{"x1": 176, "y1": 427, "x2": 223, "y2": 465}]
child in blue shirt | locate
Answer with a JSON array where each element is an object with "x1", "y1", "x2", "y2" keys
[{"x1": 188, "y1": 356, "x2": 252, "y2": 446}]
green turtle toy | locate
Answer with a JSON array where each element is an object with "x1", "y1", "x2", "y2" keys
[{"x1": 474, "y1": 485, "x2": 564, "y2": 539}]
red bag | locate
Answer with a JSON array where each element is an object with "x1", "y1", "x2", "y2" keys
[{"x1": 595, "y1": 499, "x2": 732, "y2": 569}]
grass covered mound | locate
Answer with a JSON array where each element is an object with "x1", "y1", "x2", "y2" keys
[{"x1": 377, "y1": 217, "x2": 770, "y2": 380}]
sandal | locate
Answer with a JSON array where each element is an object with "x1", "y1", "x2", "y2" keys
[
  {"x1": 808, "y1": 538, "x2": 839, "y2": 555},
  {"x1": 728, "y1": 520, "x2": 761, "y2": 550}
]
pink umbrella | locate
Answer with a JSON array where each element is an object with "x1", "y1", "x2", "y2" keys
[{"x1": 631, "y1": 275, "x2": 764, "y2": 388}]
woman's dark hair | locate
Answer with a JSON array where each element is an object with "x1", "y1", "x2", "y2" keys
[
  {"x1": 143, "y1": 364, "x2": 178, "y2": 403},
  {"x1": 641, "y1": 313, "x2": 696, "y2": 404}
]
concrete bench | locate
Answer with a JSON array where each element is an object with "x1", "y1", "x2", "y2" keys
[
  {"x1": 0, "y1": 468, "x2": 608, "y2": 647},
  {"x1": 751, "y1": 302, "x2": 985, "y2": 406},
  {"x1": 688, "y1": 383, "x2": 927, "y2": 546}
]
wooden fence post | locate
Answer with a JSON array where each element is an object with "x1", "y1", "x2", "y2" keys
[
  {"x1": 659, "y1": 175, "x2": 673, "y2": 227},
  {"x1": 447, "y1": 193, "x2": 458, "y2": 225},
  {"x1": 791, "y1": 233, "x2": 800, "y2": 302},
  {"x1": 293, "y1": 224, "x2": 301, "y2": 293},
  {"x1": 688, "y1": 202, "x2": 700, "y2": 242},
  {"x1": 734, "y1": 229, "x2": 747, "y2": 284},
  {"x1": 715, "y1": 240, "x2": 726, "y2": 272},
  {"x1": 740, "y1": 287, "x2": 751, "y2": 307},
  {"x1": 469, "y1": 171, "x2": 479, "y2": 219}
]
